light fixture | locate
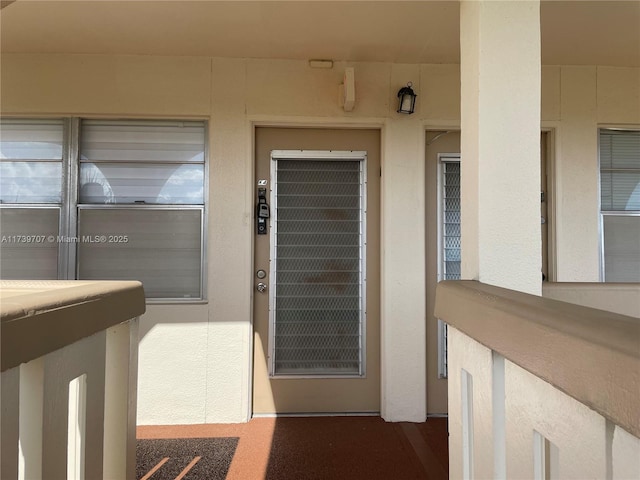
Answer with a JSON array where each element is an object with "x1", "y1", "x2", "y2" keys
[
  {"x1": 340, "y1": 67, "x2": 356, "y2": 112},
  {"x1": 309, "y1": 59, "x2": 334, "y2": 69},
  {"x1": 397, "y1": 82, "x2": 417, "y2": 114}
]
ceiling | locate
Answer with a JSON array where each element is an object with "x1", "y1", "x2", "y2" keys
[{"x1": 1, "y1": 1, "x2": 638, "y2": 66}]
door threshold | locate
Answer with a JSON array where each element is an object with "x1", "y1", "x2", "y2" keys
[
  {"x1": 252, "y1": 411, "x2": 380, "y2": 418},
  {"x1": 426, "y1": 413, "x2": 448, "y2": 418}
]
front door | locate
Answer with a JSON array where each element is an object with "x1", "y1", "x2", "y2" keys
[{"x1": 252, "y1": 127, "x2": 380, "y2": 414}]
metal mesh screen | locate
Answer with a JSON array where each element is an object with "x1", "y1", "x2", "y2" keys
[
  {"x1": 273, "y1": 159, "x2": 363, "y2": 375},
  {"x1": 442, "y1": 161, "x2": 461, "y2": 281}
]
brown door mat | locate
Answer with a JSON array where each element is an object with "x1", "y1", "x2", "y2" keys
[{"x1": 137, "y1": 437, "x2": 238, "y2": 480}]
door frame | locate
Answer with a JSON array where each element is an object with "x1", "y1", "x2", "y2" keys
[
  {"x1": 541, "y1": 126, "x2": 558, "y2": 282},
  {"x1": 424, "y1": 125, "x2": 557, "y2": 414}
]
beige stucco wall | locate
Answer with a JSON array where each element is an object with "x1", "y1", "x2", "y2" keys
[
  {"x1": 1, "y1": 53, "x2": 638, "y2": 423},
  {"x1": 542, "y1": 283, "x2": 640, "y2": 318},
  {"x1": 554, "y1": 66, "x2": 640, "y2": 281}
]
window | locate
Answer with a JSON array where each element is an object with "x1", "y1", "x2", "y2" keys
[
  {"x1": 437, "y1": 154, "x2": 461, "y2": 378},
  {"x1": 0, "y1": 118, "x2": 207, "y2": 300},
  {"x1": 599, "y1": 129, "x2": 640, "y2": 282},
  {"x1": 0, "y1": 119, "x2": 64, "y2": 279}
]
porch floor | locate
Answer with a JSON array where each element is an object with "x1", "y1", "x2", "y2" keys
[{"x1": 137, "y1": 416, "x2": 448, "y2": 480}]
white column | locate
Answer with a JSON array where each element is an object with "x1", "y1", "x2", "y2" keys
[
  {"x1": 380, "y1": 64, "x2": 427, "y2": 422},
  {"x1": 206, "y1": 58, "x2": 252, "y2": 423},
  {"x1": 460, "y1": 0, "x2": 542, "y2": 296}
]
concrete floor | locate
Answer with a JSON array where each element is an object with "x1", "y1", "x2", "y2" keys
[{"x1": 137, "y1": 416, "x2": 448, "y2": 480}]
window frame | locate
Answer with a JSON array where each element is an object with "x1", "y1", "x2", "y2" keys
[
  {"x1": 598, "y1": 127, "x2": 640, "y2": 283},
  {"x1": 0, "y1": 117, "x2": 70, "y2": 278},
  {"x1": 0, "y1": 116, "x2": 209, "y2": 303}
]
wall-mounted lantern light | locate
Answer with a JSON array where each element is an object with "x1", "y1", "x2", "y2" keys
[{"x1": 397, "y1": 82, "x2": 417, "y2": 114}]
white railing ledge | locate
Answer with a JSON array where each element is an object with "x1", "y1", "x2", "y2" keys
[
  {"x1": 1, "y1": 280, "x2": 145, "y2": 372},
  {"x1": 1, "y1": 280, "x2": 144, "y2": 480},
  {"x1": 435, "y1": 280, "x2": 640, "y2": 438}
]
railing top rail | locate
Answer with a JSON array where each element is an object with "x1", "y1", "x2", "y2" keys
[
  {"x1": 435, "y1": 280, "x2": 640, "y2": 438},
  {"x1": 1, "y1": 280, "x2": 145, "y2": 372}
]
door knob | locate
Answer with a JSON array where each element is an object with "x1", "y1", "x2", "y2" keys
[{"x1": 257, "y1": 282, "x2": 267, "y2": 293}]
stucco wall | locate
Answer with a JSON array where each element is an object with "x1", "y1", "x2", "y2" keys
[
  {"x1": 542, "y1": 282, "x2": 640, "y2": 318},
  {"x1": 551, "y1": 66, "x2": 640, "y2": 281},
  {"x1": 1, "y1": 54, "x2": 638, "y2": 423}
]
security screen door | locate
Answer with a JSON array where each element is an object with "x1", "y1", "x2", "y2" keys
[{"x1": 253, "y1": 127, "x2": 380, "y2": 414}]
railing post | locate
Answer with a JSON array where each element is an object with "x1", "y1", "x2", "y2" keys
[
  {"x1": 42, "y1": 330, "x2": 106, "y2": 479},
  {"x1": 19, "y1": 358, "x2": 44, "y2": 480},
  {"x1": 103, "y1": 318, "x2": 139, "y2": 480},
  {"x1": 1, "y1": 367, "x2": 20, "y2": 480},
  {"x1": 1, "y1": 361, "x2": 46, "y2": 480}
]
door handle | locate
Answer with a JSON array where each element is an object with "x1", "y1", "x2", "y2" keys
[{"x1": 257, "y1": 282, "x2": 267, "y2": 293}]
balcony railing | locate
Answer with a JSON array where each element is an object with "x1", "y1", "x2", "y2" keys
[
  {"x1": 435, "y1": 280, "x2": 640, "y2": 479},
  {"x1": 1, "y1": 280, "x2": 145, "y2": 480}
]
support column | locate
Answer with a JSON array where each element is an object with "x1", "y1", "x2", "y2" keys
[
  {"x1": 460, "y1": 0, "x2": 542, "y2": 296},
  {"x1": 380, "y1": 64, "x2": 426, "y2": 422}
]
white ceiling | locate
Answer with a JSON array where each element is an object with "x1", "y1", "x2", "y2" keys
[{"x1": 1, "y1": 1, "x2": 638, "y2": 67}]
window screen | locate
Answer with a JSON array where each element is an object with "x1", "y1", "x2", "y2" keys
[
  {"x1": 600, "y1": 130, "x2": 640, "y2": 282},
  {"x1": 271, "y1": 155, "x2": 365, "y2": 376},
  {"x1": 603, "y1": 216, "x2": 640, "y2": 282},
  {"x1": 77, "y1": 209, "x2": 202, "y2": 298},
  {"x1": 0, "y1": 208, "x2": 60, "y2": 279}
]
